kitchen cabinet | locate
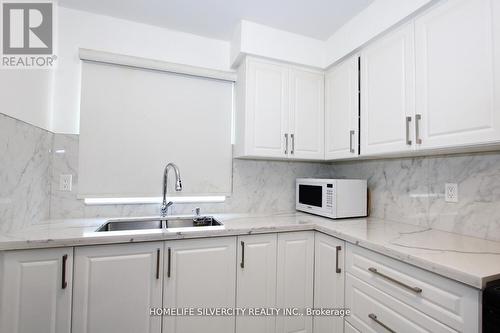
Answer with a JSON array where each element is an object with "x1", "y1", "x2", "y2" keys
[
  {"x1": 325, "y1": 54, "x2": 359, "y2": 160},
  {"x1": 235, "y1": 57, "x2": 289, "y2": 158},
  {"x1": 0, "y1": 248, "x2": 73, "y2": 333},
  {"x1": 72, "y1": 242, "x2": 163, "y2": 333},
  {"x1": 289, "y1": 67, "x2": 325, "y2": 159},
  {"x1": 276, "y1": 231, "x2": 314, "y2": 333},
  {"x1": 236, "y1": 234, "x2": 278, "y2": 333},
  {"x1": 414, "y1": 0, "x2": 500, "y2": 150},
  {"x1": 313, "y1": 233, "x2": 345, "y2": 333},
  {"x1": 345, "y1": 243, "x2": 480, "y2": 333},
  {"x1": 344, "y1": 321, "x2": 361, "y2": 333},
  {"x1": 234, "y1": 56, "x2": 325, "y2": 160},
  {"x1": 360, "y1": 21, "x2": 416, "y2": 156},
  {"x1": 163, "y1": 237, "x2": 236, "y2": 333}
]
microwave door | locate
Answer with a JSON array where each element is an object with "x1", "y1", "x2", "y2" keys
[{"x1": 298, "y1": 185, "x2": 323, "y2": 207}]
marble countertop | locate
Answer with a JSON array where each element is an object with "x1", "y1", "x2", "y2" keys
[{"x1": 1, "y1": 212, "x2": 500, "y2": 289}]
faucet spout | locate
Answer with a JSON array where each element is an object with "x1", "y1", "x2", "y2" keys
[{"x1": 161, "y1": 163, "x2": 182, "y2": 217}]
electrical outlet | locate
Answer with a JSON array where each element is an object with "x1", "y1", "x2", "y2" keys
[
  {"x1": 445, "y1": 183, "x2": 458, "y2": 203},
  {"x1": 59, "y1": 174, "x2": 73, "y2": 191}
]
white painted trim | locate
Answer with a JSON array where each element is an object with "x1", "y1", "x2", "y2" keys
[{"x1": 79, "y1": 48, "x2": 237, "y2": 82}]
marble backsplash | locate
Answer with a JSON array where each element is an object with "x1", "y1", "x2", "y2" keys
[
  {"x1": 331, "y1": 154, "x2": 500, "y2": 242},
  {"x1": 3, "y1": 110, "x2": 500, "y2": 242},
  {"x1": 49, "y1": 133, "x2": 333, "y2": 219},
  {"x1": 0, "y1": 113, "x2": 53, "y2": 232}
]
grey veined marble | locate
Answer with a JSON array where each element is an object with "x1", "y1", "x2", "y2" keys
[
  {"x1": 331, "y1": 152, "x2": 500, "y2": 242},
  {"x1": 4, "y1": 110, "x2": 500, "y2": 242},
  {"x1": 48, "y1": 133, "x2": 334, "y2": 219},
  {"x1": 0, "y1": 113, "x2": 53, "y2": 232}
]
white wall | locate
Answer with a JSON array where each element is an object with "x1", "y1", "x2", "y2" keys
[
  {"x1": 0, "y1": 69, "x2": 53, "y2": 130},
  {"x1": 325, "y1": 0, "x2": 433, "y2": 66},
  {"x1": 52, "y1": 6, "x2": 231, "y2": 134},
  {"x1": 230, "y1": 20, "x2": 326, "y2": 69},
  {"x1": 1, "y1": 1, "x2": 434, "y2": 133}
]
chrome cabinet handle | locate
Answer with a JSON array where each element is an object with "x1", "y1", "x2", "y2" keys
[
  {"x1": 368, "y1": 267, "x2": 422, "y2": 293},
  {"x1": 369, "y1": 313, "x2": 396, "y2": 333},
  {"x1": 156, "y1": 248, "x2": 160, "y2": 279},
  {"x1": 284, "y1": 133, "x2": 288, "y2": 155},
  {"x1": 290, "y1": 134, "x2": 295, "y2": 155},
  {"x1": 406, "y1": 116, "x2": 412, "y2": 145},
  {"x1": 61, "y1": 254, "x2": 68, "y2": 289},
  {"x1": 167, "y1": 247, "x2": 172, "y2": 278},
  {"x1": 415, "y1": 114, "x2": 422, "y2": 144},
  {"x1": 335, "y1": 246, "x2": 342, "y2": 273},
  {"x1": 349, "y1": 130, "x2": 355, "y2": 153},
  {"x1": 240, "y1": 241, "x2": 245, "y2": 268}
]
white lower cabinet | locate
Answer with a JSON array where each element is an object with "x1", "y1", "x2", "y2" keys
[
  {"x1": 236, "y1": 234, "x2": 278, "y2": 333},
  {"x1": 345, "y1": 320, "x2": 361, "y2": 333},
  {"x1": 345, "y1": 244, "x2": 480, "y2": 333},
  {"x1": 276, "y1": 231, "x2": 315, "y2": 333},
  {"x1": 313, "y1": 233, "x2": 345, "y2": 333},
  {"x1": 345, "y1": 274, "x2": 457, "y2": 333},
  {"x1": 72, "y1": 242, "x2": 163, "y2": 333},
  {"x1": 1, "y1": 232, "x2": 484, "y2": 333},
  {"x1": 0, "y1": 247, "x2": 73, "y2": 333},
  {"x1": 163, "y1": 237, "x2": 237, "y2": 333}
]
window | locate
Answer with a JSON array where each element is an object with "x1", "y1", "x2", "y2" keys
[{"x1": 78, "y1": 55, "x2": 234, "y2": 199}]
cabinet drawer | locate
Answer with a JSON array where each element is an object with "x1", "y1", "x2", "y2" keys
[
  {"x1": 346, "y1": 273, "x2": 457, "y2": 333},
  {"x1": 346, "y1": 244, "x2": 479, "y2": 332},
  {"x1": 345, "y1": 321, "x2": 361, "y2": 333}
]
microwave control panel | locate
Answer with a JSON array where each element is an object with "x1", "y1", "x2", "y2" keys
[{"x1": 326, "y1": 184, "x2": 333, "y2": 208}]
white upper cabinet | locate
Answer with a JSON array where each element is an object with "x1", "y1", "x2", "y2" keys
[
  {"x1": 163, "y1": 237, "x2": 236, "y2": 333},
  {"x1": 0, "y1": 248, "x2": 73, "y2": 333},
  {"x1": 236, "y1": 234, "x2": 278, "y2": 333},
  {"x1": 415, "y1": 0, "x2": 500, "y2": 149},
  {"x1": 360, "y1": 22, "x2": 416, "y2": 156},
  {"x1": 235, "y1": 56, "x2": 325, "y2": 160},
  {"x1": 289, "y1": 67, "x2": 325, "y2": 159},
  {"x1": 72, "y1": 243, "x2": 162, "y2": 333},
  {"x1": 236, "y1": 57, "x2": 290, "y2": 158},
  {"x1": 325, "y1": 55, "x2": 359, "y2": 160}
]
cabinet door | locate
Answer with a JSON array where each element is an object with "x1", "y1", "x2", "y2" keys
[
  {"x1": 276, "y1": 231, "x2": 314, "y2": 333},
  {"x1": 313, "y1": 233, "x2": 345, "y2": 333},
  {"x1": 246, "y1": 58, "x2": 290, "y2": 158},
  {"x1": 236, "y1": 234, "x2": 277, "y2": 333},
  {"x1": 72, "y1": 242, "x2": 162, "y2": 333},
  {"x1": 163, "y1": 237, "x2": 236, "y2": 333},
  {"x1": 0, "y1": 248, "x2": 72, "y2": 333},
  {"x1": 415, "y1": 0, "x2": 500, "y2": 149},
  {"x1": 325, "y1": 55, "x2": 359, "y2": 160},
  {"x1": 360, "y1": 22, "x2": 415, "y2": 155},
  {"x1": 289, "y1": 68, "x2": 325, "y2": 160}
]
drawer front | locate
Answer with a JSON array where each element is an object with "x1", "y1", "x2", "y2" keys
[
  {"x1": 346, "y1": 244, "x2": 479, "y2": 332},
  {"x1": 345, "y1": 321, "x2": 361, "y2": 333},
  {"x1": 346, "y1": 273, "x2": 457, "y2": 333}
]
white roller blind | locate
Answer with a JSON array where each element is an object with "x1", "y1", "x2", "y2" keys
[{"x1": 78, "y1": 61, "x2": 233, "y2": 198}]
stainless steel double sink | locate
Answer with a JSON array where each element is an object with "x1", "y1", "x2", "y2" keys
[{"x1": 95, "y1": 216, "x2": 223, "y2": 232}]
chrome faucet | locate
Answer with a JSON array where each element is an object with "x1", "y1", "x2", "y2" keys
[{"x1": 160, "y1": 163, "x2": 182, "y2": 217}]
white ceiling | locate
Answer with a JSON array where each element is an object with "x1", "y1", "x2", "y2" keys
[{"x1": 58, "y1": 0, "x2": 373, "y2": 41}]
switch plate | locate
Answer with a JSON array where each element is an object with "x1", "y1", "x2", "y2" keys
[
  {"x1": 59, "y1": 174, "x2": 73, "y2": 191},
  {"x1": 445, "y1": 183, "x2": 458, "y2": 203}
]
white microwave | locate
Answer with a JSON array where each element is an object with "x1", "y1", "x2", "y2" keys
[{"x1": 296, "y1": 178, "x2": 367, "y2": 219}]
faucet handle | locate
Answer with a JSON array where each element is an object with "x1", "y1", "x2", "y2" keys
[{"x1": 193, "y1": 207, "x2": 201, "y2": 216}]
